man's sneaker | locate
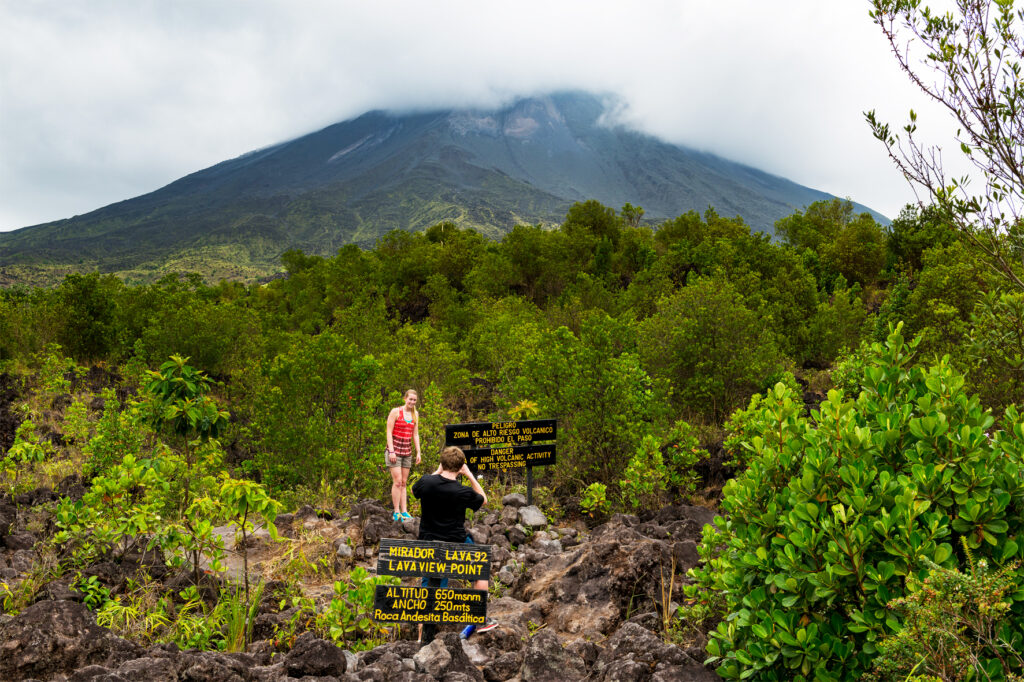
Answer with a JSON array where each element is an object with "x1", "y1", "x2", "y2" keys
[{"x1": 475, "y1": 618, "x2": 499, "y2": 634}]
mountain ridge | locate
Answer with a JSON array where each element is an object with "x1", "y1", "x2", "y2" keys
[{"x1": 0, "y1": 91, "x2": 886, "y2": 284}]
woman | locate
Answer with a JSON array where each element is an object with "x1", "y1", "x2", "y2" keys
[{"x1": 385, "y1": 389, "x2": 421, "y2": 521}]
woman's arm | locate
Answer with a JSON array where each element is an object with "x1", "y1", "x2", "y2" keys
[
  {"x1": 413, "y1": 420, "x2": 421, "y2": 464},
  {"x1": 385, "y1": 408, "x2": 397, "y2": 463}
]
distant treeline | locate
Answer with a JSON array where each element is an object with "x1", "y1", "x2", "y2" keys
[{"x1": 1, "y1": 198, "x2": 1018, "y2": 498}]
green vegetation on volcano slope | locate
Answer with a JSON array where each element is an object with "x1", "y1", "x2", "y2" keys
[{"x1": 2, "y1": 197, "x2": 1018, "y2": 494}]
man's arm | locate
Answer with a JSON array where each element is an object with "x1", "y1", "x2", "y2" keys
[{"x1": 459, "y1": 464, "x2": 487, "y2": 506}]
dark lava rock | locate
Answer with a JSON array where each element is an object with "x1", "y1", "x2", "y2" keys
[
  {"x1": 593, "y1": 621, "x2": 716, "y2": 681},
  {"x1": 179, "y1": 652, "x2": 249, "y2": 682},
  {"x1": 482, "y1": 651, "x2": 523, "y2": 682},
  {"x1": 110, "y1": 655, "x2": 181, "y2": 681},
  {"x1": 40, "y1": 577, "x2": 83, "y2": 603},
  {"x1": 3, "y1": 532, "x2": 36, "y2": 551},
  {"x1": 413, "y1": 632, "x2": 482, "y2": 680},
  {"x1": 516, "y1": 519, "x2": 670, "y2": 638},
  {"x1": 0, "y1": 599, "x2": 143, "y2": 681},
  {"x1": 284, "y1": 631, "x2": 348, "y2": 677},
  {"x1": 519, "y1": 629, "x2": 587, "y2": 681}
]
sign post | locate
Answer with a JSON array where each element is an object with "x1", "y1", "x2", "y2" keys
[
  {"x1": 373, "y1": 538, "x2": 492, "y2": 627},
  {"x1": 444, "y1": 419, "x2": 557, "y2": 505}
]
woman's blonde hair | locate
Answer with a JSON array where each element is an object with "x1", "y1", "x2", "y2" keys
[{"x1": 403, "y1": 388, "x2": 419, "y2": 425}]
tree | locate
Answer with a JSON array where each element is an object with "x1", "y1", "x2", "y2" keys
[
  {"x1": 638, "y1": 276, "x2": 785, "y2": 421},
  {"x1": 512, "y1": 313, "x2": 664, "y2": 489},
  {"x1": 827, "y1": 213, "x2": 887, "y2": 286},
  {"x1": 885, "y1": 203, "x2": 959, "y2": 272},
  {"x1": 562, "y1": 200, "x2": 622, "y2": 246},
  {"x1": 774, "y1": 198, "x2": 852, "y2": 254},
  {"x1": 56, "y1": 273, "x2": 123, "y2": 362},
  {"x1": 775, "y1": 199, "x2": 887, "y2": 287},
  {"x1": 620, "y1": 203, "x2": 645, "y2": 229},
  {"x1": 241, "y1": 331, "x2": 382, "y2": 493},
  {"x1": 868, "y1": 0, "x2": 1024, "y2": 290}
]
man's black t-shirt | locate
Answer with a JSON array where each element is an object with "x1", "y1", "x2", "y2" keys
[{"x1": 412, "y1": 474, "x2": 484, "y2": 542}]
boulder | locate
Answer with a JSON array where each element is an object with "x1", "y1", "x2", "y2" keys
[
  {"x1": 501, "y1": 493, "x2": 527, "y2": 508},
  {"x1": 335, "y1": 538, "x2": 354, "y2": 559},
  {"x1": 0, "y1": 500, "x2": 17, "y2": 538},
  {"x1": 520, "y1": 629, "x2": 587, "y2": 681},
  {"x1": 8, "y1": 549, "x2": 33, "y2": 573},
  {"x1": 67, "y1": 663, "x2": 127, "y2": 681},
  {"x1": 40, "y1": 577, "x2": 82, "y2": 603},
  {"x1": 3, "y1": 533, "x2": 35, "y2": 551},
  {"x1": 180, "y1": 654, "x2": 248, "y2": 682},
  {"x1": 362, "y1": 515, "x2": 397, "y2": 545},
  {"x1": 0, "y1": 599, "x2": 143, "y2": 681},
  {"x1": 652, "y1": 504, "x2": 717, "y2": 529},
  {"x1": 516, "y1": 519, "x2": 671, "y2": 638},
  {"x1": 252, "y1": 605, "x2": 300, "y2": 642},
  {"x1": 66, "y1": 654, "x2": 186, "y2": 681},
  {"x1": 499, "y1": 505, "x2": 518, "y2": 525},
  {"x1": 506, "y1": 525, "x2": 526, "y2": 547},
  {"x1": 412, "y1": 632, "x2": 483, "y2": 680},
  {"x1": 592, "y1": 622, "x2": 716, "y2": 681},
  {"x1": 517, "y1": 506, "x2": 547, "y2": 529},
  {"x1": 672, "y1": 540, "x2": 700, "y2": 571},
  {"x1": 532, "y1": 538, "x2": 562, "y2": 555},
  {"x1": 482, "y1": 651, "x2": 523, "y2": 682},
  {"x1": 284, "y1": 631, "x2": 347, "y2": 677}
]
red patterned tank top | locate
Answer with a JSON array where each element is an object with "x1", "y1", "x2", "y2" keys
[{"x1": 392, "y1": 411, "x2": 416, "y2": 456}]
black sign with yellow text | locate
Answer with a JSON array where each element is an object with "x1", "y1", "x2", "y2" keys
[
  {"x1": 377, "y1": 538, "x2": 491, "y2": 581},
  {"x1": 463, "y1": 443, "x2": 556, "y2": 472},
  {"x1": 444, "y1": 419, "x2": 556, "y2": 449},
  {"x1": 373, "y1": 584, "x2": 487, "y2": 625}
]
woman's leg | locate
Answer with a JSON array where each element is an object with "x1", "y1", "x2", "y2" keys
[
  {"x1": 398, "y1": 466, "x2": 410, "y2": 513},
  {"x1": 389, "y1": 465, "x2": 403, "y2": 513}
]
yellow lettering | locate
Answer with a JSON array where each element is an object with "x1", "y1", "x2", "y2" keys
[{"x1": 387, "y1": 546, "x2": 436, "y2": 560}]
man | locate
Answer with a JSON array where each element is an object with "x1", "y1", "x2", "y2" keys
[{"x1": 412, "y1": 445, "x2": 498, "y2": 642}]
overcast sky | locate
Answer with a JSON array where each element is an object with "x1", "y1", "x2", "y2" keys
[{"x1": 0, "y1": 0, "x2": 948, "y2": 232}]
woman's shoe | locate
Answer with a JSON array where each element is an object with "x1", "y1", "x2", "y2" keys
[
  {"x1": 400, "y1": 512, "x2": 413, "y2": 521},
  {"x1": 393, "y1": 512, "x2": 401, "y2": 522}
]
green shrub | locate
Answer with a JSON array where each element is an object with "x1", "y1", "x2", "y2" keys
[
  {"x1": 580, "y1": 482, "x2": 609, "y2": 517},
  {"x1": 690, "y1": 325, "x2": 1024, "y2": 680},
  {"x1": 662, "y1": 419, "x2": 708, "y2": 496},
  {"x1": 512, "y1": 312, "x2": 663, "y2": 490},
  {"x1": 317, "y1": 566, "x2": 398, "y2": 649},
  {"x1": 866, "y1": 540, "x2": 1024, "y2": 682},
  {"x1": 722, "y1": 374, "x2": 803, "y2": 469},
  {"x1": 2, "y1": 418, "x2": 54, "y2": 495},
  {"x1": 82, "y1": 389, "x2": 149, "y2": 478}
]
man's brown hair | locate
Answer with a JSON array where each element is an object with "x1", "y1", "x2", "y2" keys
[{"x1": 439, "y1": 446, "x2": 465, "y2": 472}]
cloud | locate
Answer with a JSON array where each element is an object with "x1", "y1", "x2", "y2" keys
[{"x1": 0, "y1": 0, "x2": 941, "y2": 231}]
